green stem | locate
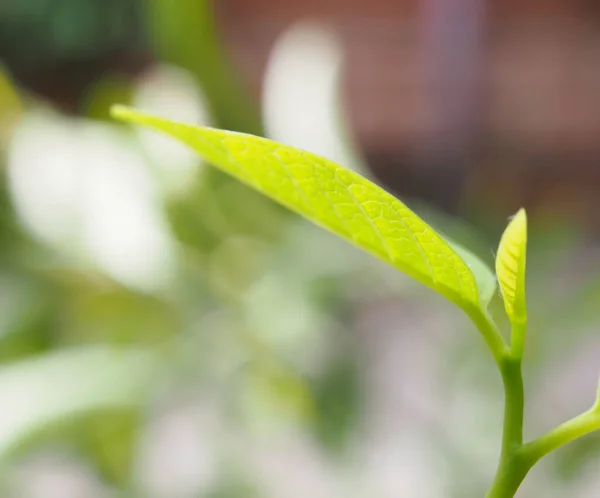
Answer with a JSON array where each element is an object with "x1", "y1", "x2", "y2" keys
[
  {"x1": 520, "y1": 407, "x2": 600, "y2": 467},
  {"x1": 509, "y1": 319, "x2": 526, "y2": 360},
  {"x1": 485, "y1": 355, "x2": 528, "y2": 498},
  {"x1": 467, "y1": 308, "x2": 509, "y2": 365},
  {"x1": 499, "y1": 356, "x2": 524, "y2": 455},
  {"x1": 485, "y1": 447, "x2": 530, "y2": 498},
  {"x1": 467, "y1": 310, "x2": 531, "y2": 498},
  {"x1": 479, "y1": 307, "x2": 600, "y2": 497},
  {"x1": 485, "y1": 405, "x2": 600, "y2": 497}
]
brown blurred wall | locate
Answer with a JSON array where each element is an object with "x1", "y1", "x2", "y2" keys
[{"x1": 217, "y1": 0, "x2": 600, "y2": 224}]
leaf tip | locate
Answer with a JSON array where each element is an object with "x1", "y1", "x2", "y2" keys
[
  {"x1": 511, "y1": 207, "x2": 527, "y2": 229},
  {"x1": 503, "y1": 208, "x2": 528, "y2": 250},
  {"x1": 110, "y1": 104, "x2": 137, "y2": 123}
]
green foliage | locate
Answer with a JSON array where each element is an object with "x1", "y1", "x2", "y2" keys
[
  {"x1": 110, "y1": 106, "x2": 494, "y2": 317},
  {"x1": 0, "y1": 346, "x2": 156, "y2": 461},
  {"x1": 146, "y1": 0, "x2": 262, "y2": 135},
  {"x1": 0, "y1": 0, "x2": 139, "y2": 67},
  {"x1": 310, "y1": 353, "x2": 360, "y2": 453},
  {"x1": 110, "y1": 105, "x2": 600, "y2": 498},
  {"x1": 496, "y1": 209, "x2": 527, "y2": 326}
]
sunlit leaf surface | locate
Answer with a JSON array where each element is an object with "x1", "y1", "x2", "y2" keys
[
  {"x1": 112, "y1": 105, "x2": 492, "y2": 313},
  {"x1": 496, "y1": 208, "x2": 528, "y2": 322}
]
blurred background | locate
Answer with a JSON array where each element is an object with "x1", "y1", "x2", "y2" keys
[{"x1": 1, "y1": 1, "x2": 600, "y2": 497}]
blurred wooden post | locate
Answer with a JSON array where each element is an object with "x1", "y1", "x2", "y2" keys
[{"x1": 416, "y1": 0, "x2": 487, "y2": 213}]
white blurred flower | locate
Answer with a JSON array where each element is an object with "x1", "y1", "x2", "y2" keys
[
  {"x1": 7, "y1": 110, "x2": 176, "y2": 292},
  {"x1": 133, "y1": 64, "x2": 211, "y2": 198},
  {"x1": 9, "y1": 454, "x2": 111, "y2": 498},
  {"x1": 263, "y1": 22, "x2": 365, "y2": 174},
  {"x1": 134, "y1": 402, "x2": 218, "y2": 498},
  {"x1": 8, "y1": 111, "x2": 80, "y2": 248},
  {"x1": 248, "y1": 431, "x2": 344, "y2": 498}
]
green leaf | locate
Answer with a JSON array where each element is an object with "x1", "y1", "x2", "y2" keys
[
  {"x1": 448, "y1": 240, "x2": 496, "y2": 307},
  {"x1": 411, "y1": 200, "x2": 497, "y2": 307},
  {"x1": 0, "y1": 346, "x2": 157, "y2": 460},
  {"x1": 111, "y1": 105, "x2": 488, "y2": 313},
  {"x1": 496, "y1": 208, "x2": 528, "y2": 323}
]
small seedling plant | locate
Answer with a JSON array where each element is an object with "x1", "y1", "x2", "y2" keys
[{"x1": 111, "y1": 105, "x2": 600, "y2": 497}]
